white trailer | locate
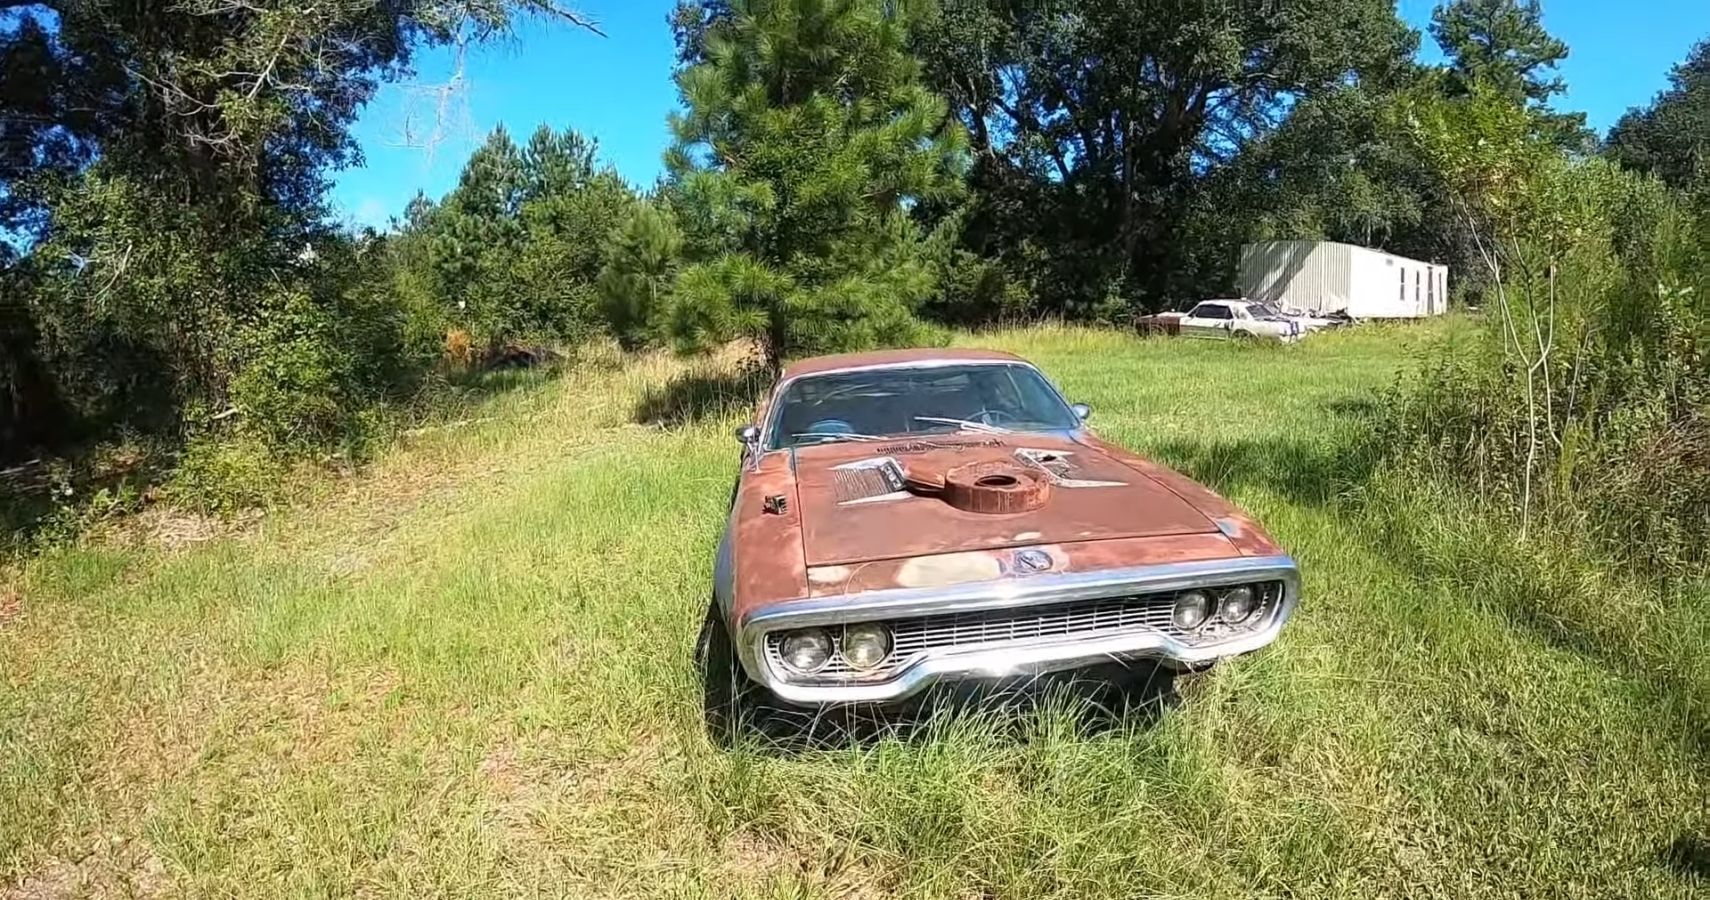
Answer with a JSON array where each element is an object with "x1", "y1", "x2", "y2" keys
[{"x1": 1238, "y1": 240, "x2": 1448, "y2": 319}]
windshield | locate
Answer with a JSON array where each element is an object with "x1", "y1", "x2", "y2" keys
[
  {"x1": 768, "y1": 364, "x2": 1079, "y2": 449},
  {"x1": 1247, "y1": 302, "x2": 1283, "y2": 317}
]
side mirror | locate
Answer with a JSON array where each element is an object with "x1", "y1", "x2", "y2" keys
[
  {"x1": 1070, "y1": 403, "x2": 1092, "y2": 421},
  {"x1": 735, "y1": 424, "x2": 761, "y2": 445}
]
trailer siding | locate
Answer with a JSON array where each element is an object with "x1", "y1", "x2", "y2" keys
[{"x1": 1238, "y1": 240, "x2": 1447, "y2": 318}]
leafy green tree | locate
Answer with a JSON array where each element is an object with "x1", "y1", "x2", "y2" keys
[
  {"x1": 916, "y1": 0, "x2": 1415, "y2": 313},
  {"x1": 416, "y1": 125, "x2": 635, "y2": 350},
  {"x1": 0, "y1": 0, "x2": 600, "y2": 456},
  {"x1": 664, "y1": 0, "x2": 966, "y2": 370},
  {"x1": 598, "y1": 204, "x2": 684, "y2": 351},
  {"x1": 1607, "y1": 38, "x2": 1710, "y2": 189}
]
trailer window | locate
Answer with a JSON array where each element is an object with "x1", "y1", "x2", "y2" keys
[{"x1": 1399, "y1": 268, "x2": 1406, "y2": 301}]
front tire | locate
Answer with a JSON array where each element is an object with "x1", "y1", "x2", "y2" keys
[{"x1": 697, "y1": 601, "x2": 757, "y2": 747}]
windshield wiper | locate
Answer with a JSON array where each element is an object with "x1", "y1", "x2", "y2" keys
[
  {"x1": 791, "y1": 431, "x2": 884, "y2": 444},
  {"x1": 912, "y1": 416, "x2": 1012, "y2": 434}
]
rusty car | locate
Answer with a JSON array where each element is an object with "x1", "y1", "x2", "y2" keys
[{"x1": 699, "y1": 348, "x2": 1299, "y2": 737}]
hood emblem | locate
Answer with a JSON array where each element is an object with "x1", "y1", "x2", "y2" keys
[{"x1": 1015, "y1": 549, "x2": 1053, "y2": 573}]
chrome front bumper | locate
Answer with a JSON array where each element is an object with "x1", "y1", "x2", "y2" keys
[{"x1": 734, "y1": 555, "x2": 1300, "y2": 705}]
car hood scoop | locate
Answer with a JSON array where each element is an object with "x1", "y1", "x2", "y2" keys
[{"x1": 793, "y1": 435, "x2": 1220, "y2": 567}]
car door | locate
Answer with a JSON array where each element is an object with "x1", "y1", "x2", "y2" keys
[{"x1": 1182, "y1": 302, "x2": 1233, "y2": 339}]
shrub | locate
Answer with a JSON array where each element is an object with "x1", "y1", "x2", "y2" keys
[
  {"x1": 167, "y1": 433, "x2": 291, "y2": 514},
  {"x1": 1383, "y1": 107, "x2": 1710, "y2": 579}
]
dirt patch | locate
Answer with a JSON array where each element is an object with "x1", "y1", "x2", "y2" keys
[
  {"x1": 2, "y1": 838, "x2": 168, "y2": 900},
  {"x1": 0, "y1": 587, "x2": 21, "y2": 628},
  {"x1": 95, "y1": 505, "x2": 266, "y2": 553},
  {"x1": 719, "y1": 831, "x2": 896, "y2": 899}
]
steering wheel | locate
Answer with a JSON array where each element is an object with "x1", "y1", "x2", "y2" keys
[
  {"x1": 804, "y1": 418, "x2": 856, "y2": 435},
  {"x1": 972, "y1": 409, "x2": 1020, "y2": 428}
]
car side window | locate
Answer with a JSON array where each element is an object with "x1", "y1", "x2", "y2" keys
[{"x1": 1193, "y1": 304, "x2": 1230, "y2": 320}]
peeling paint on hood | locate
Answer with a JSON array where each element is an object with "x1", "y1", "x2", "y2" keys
[{"x1": 792, "y1": 433, "x2": 1221, "y2": 567}]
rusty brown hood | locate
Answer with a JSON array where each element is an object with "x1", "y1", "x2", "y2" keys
[{"x1": 790, "y1": 433, "x2": 1221, "y2": 567}]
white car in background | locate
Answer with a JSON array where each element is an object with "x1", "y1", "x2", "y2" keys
[{"x1": 1136, "y1": 299, "x2": 1331, "y2": 342}]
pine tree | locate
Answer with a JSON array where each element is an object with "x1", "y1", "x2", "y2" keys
[
  {"x1": 598, "y1": 204, "x2": 684, "y2": 351},
  {"x1": 664, "y1": 0, "x2": 966, "y2": 371},
  {"x1": 425, "y1": 126, "x2": 635, "y2": 348},
  {"x1": 1430, "y1": 0, "x2": 1590, "y2": 147}
]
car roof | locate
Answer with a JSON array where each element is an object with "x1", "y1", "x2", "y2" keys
[{"x1": 778, "y1": 348, "x2": 1029, "y2": 382}]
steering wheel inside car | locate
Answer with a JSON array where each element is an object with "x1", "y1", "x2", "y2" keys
[
  {"x1": 972, "y1": 409, "x2": 1020, "y2": 428},
  {"x1": 804, "y1": 418, "x2": 856, "y2": 435}
]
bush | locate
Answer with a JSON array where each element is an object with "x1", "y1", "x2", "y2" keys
[
  {"x1": 166, "y1": 433, "x2": 291, "y2": 514},
  {"x1": 1381, "y1": 142, "x2": 1709, "y2": 579}
]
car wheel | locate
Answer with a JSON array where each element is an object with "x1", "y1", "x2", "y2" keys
[{"x1": 697, "y1": 600, "x2": 758, "y2": 748}]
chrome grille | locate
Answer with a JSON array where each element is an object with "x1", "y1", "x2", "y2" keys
[{"x1": 764, "y1": 581, "x2": 1283, "y2": 681}]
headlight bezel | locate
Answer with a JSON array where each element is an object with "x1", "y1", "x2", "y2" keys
[
  {"x1": 1172, "y1": 589, "x2": 1213, "y2": 631},
  {"x1": 840, "y1": 621, "x2": 893, "y2": 670},
  {"x1": 1218, "y1": 585, "x2": 1257, "y2": 624},
  {"x1": 777, "y1": 627, "x2": 833, "y2": 674}
]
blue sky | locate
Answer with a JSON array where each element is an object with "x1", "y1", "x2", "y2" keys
[{"x1": 329, "y1": 0, "x2": 1710, "y2": 230}]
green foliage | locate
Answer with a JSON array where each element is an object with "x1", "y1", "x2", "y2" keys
[
  {"x1": 598, "y1": 204, "x2": 684, "y2": 351},
  {"x1": 1431, "y1": 0, "x2": 1568, "y2": 104},
  {"x1": 1386, "y1": 90, "x2": 1710, "y2": 578},
  {"x1": 664, "y1": 0, "x2": 966, "y2": 368},
  {"x1": 167, "y1": 433, "x2": 293, "y2": 514},
  {"x1": 926, "y1": 248, "x2": 1035, "y2": 326},
  {"x1": 0, "y1": 0, "x2": 601, "y2": 523},
  {"x1": 916, "y1": 0, "x2": 1417, "y2": 313},
  {"x1": 1606, "y1": 38, "x2": 1710, "y2": 190},
  {"x1": 403, "y1": 125, "x2": 637, "y2": 352},
  {"x1": 1429, "y1": 0, "x2": 1590, "y2": 148}
]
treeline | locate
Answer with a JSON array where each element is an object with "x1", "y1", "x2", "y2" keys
[
  {"x1": 394, "y1": 0, "x2": 1609, "y2": 368},
  {"x1": 1, "y1": 0, "x2": 1707, "y2": 543}
]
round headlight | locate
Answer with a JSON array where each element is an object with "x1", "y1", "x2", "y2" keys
[
  {"x1": 778, "y1": 628, "x2": 832, "y2": 673},
  {"x1": 1219, "y1": 585, "x2": 1256, "y2": 624},
  {"x1": 841, "y1": 622, "x2": 892, "y2": 670},
  {"x1": 1173, "y1": 591, "x2": 1212, "y2": 631}
]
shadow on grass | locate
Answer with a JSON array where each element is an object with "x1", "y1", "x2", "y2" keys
[
  {"x1": 1149, "y1": 429, "x2": 1380, "y2": 510},
  {"x1": 633, "y1": 368, "x2": 770, "y2": 428},
  {"x1": 0, "y1": 448, "x2": 171, "y2": 555},
  {"x1": 727, "y1": 663, "x2": 1187, "y2": 754},
  {"x1": 1136, "y1": 393, "x2": 1385, "y2": 509},
  {"x1": 440, "y1": 359, "x2": 565, "y2": 404},
  {"x1": 1663, "y1": 835, "x2": 1710, "y2": 883}
]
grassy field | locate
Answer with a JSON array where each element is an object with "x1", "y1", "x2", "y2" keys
[{"x1": 3, "y1": 324, "x2": 1708, "y2": 898}]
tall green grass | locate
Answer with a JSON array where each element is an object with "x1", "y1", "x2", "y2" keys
[{"x1": 3, "y1": 324, "x2": 1706, "y2": 897}]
